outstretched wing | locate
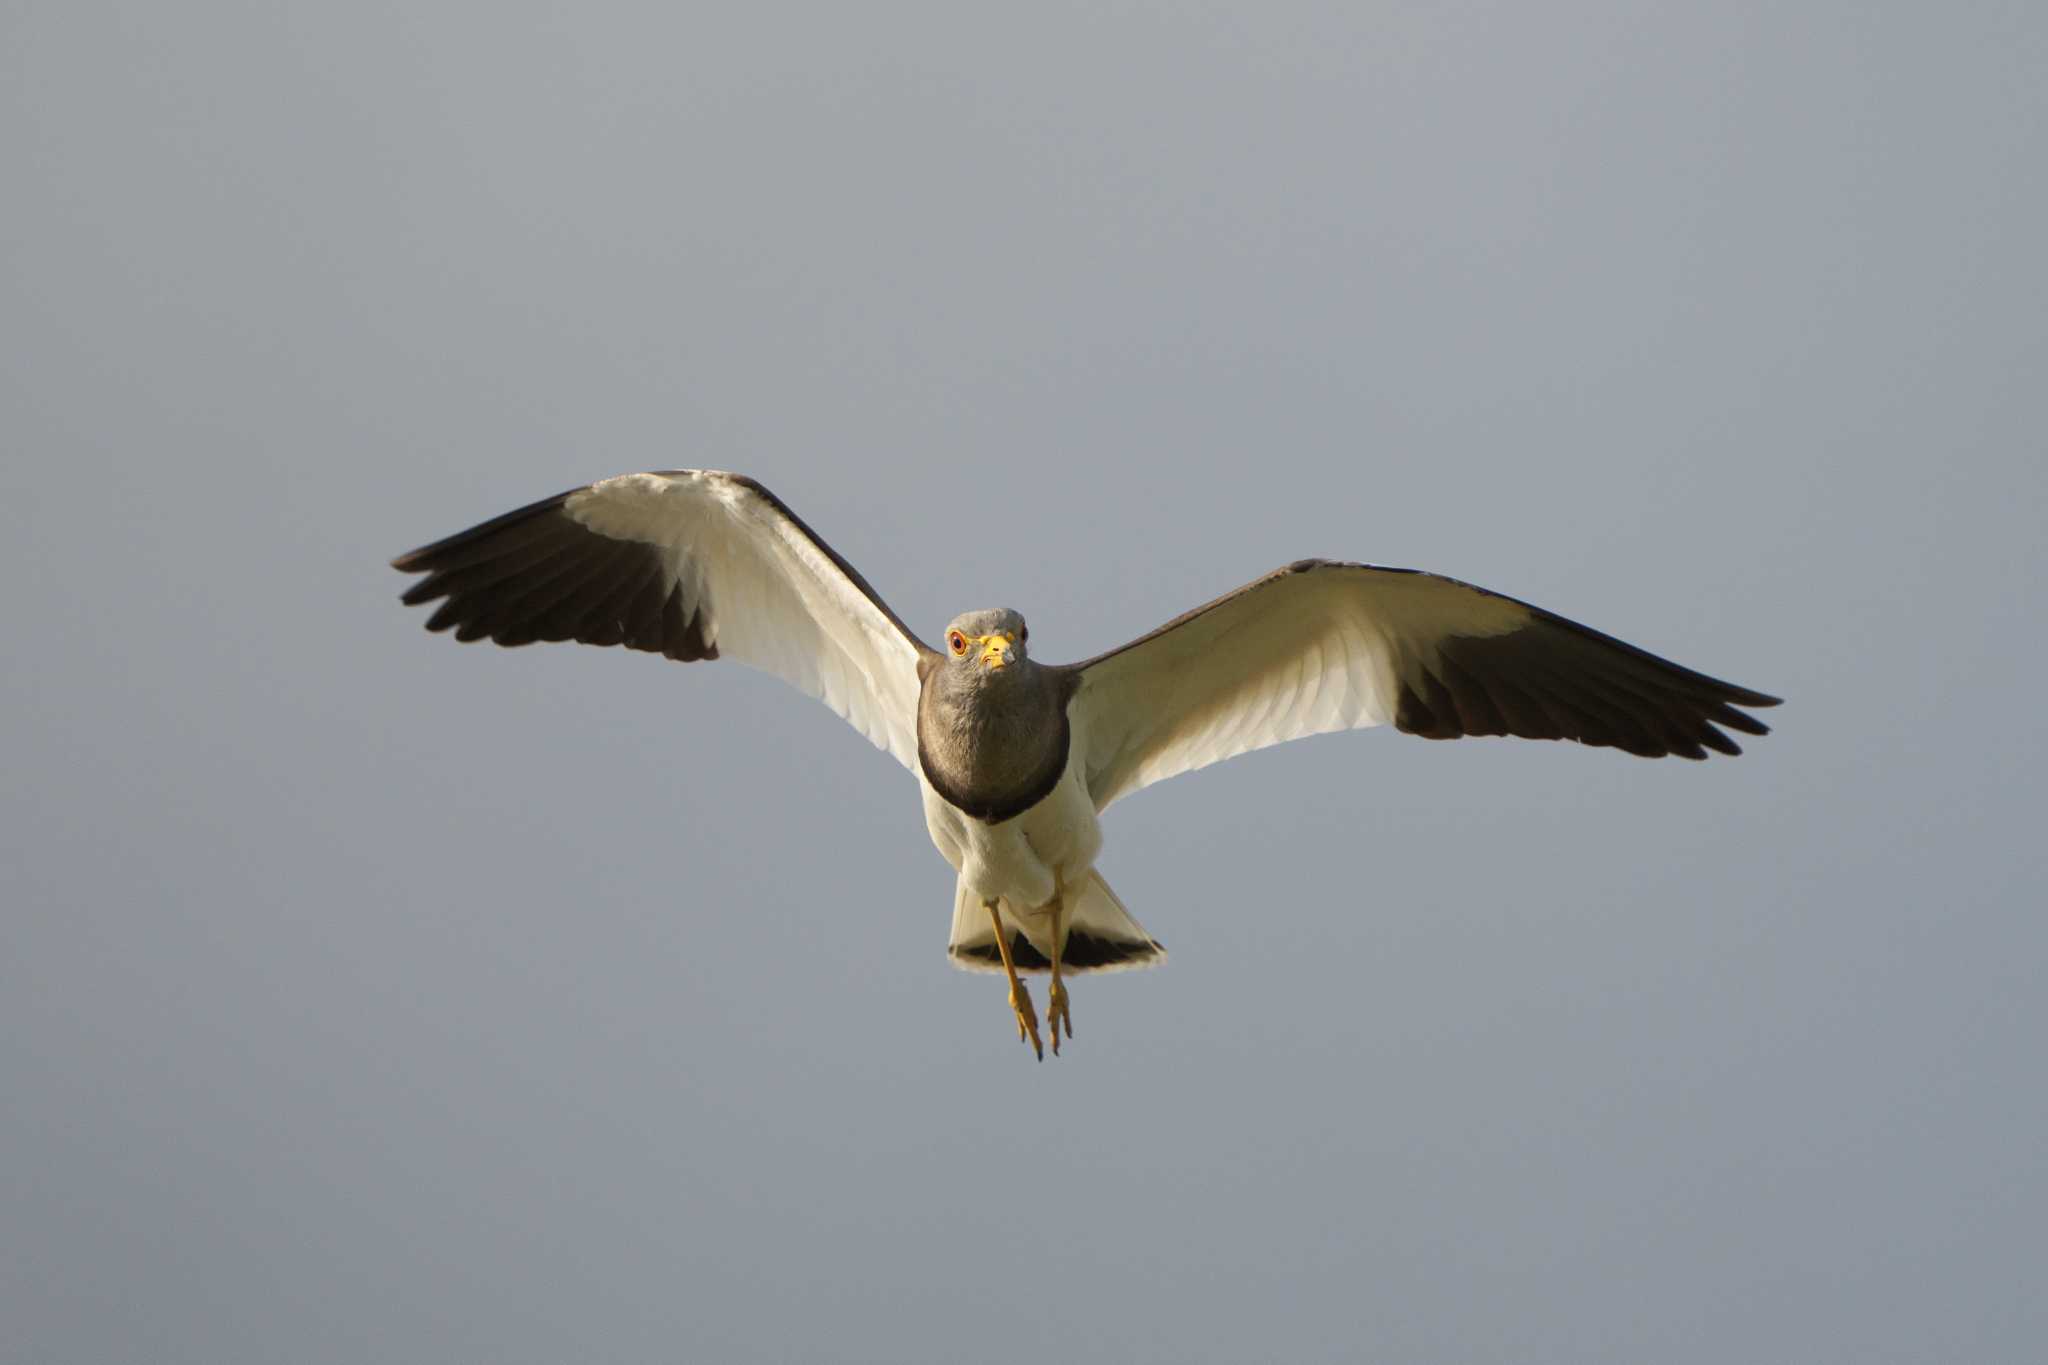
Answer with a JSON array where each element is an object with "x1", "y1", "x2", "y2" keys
[
  {"x1": 391, "y1": 470, "x2": 936, "y2": 770},
  {"x1": 1064, "y1": 559, "x2": 1780, "y2": 811}
]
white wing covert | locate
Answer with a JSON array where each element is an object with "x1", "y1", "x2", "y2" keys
[
  {"x1": 1066, "y1": 560, "x2": 1779, "y2": 811},
  {"x1": 391, "y1": 470, "x2": 935, "y2": 771}
]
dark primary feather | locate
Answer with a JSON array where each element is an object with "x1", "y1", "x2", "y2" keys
[
  {"x1": 393, "y1": 488, "x2": 717, "y2": 660},
  {"x1": 1391, "y1": 598, "x2": 1780, "y2": 759}
]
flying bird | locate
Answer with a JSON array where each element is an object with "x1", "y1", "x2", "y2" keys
[{"x1": 392, "y1": 470, "x2": 1779, "y2": 1059}]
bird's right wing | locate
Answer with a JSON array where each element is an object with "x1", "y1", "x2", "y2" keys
[
  {"x1": 391, "y1": 470, "x2": 936, "y2": 771},
  {"x1": 1065, "y1": 559, "x2": 1779, "y2": 811}
]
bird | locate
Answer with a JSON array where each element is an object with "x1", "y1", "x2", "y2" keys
[{"x1": 391, "y1": 469, "x2": 1779, "y2": 1059}]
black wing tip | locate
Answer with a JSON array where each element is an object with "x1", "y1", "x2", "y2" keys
[
  {"x1": 388, "y1": 480, "x2": 724, "y2": 661},
  {"x1": 389, "y1": 487, "x2": 584, "y2": 578},
  {"x1": 398, "y1": 577, "x2": 452, "y2": 607},
  {"x1": 1395, "y1": 659, "x2": 1779, "y2": 761},
  {"x1": 1713, "y1": 705, "x2": 1773, "y2": 736}
]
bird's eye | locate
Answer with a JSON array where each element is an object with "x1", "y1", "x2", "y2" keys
[{"x1": 949, "y1": 631, "x2": 967, "y2": 655}]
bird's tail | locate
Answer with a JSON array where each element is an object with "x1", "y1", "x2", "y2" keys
[{"x1": 946, "y1": 870, "x2": 1166, "y2": 975}]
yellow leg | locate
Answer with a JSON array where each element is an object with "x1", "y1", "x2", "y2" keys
[
  {"x1": 1046, "y1": 874, "x2": 1072, "y2": 1054},
  {"x1": 986, "y1": 899, "x2": 1042, "y2": 1061}
]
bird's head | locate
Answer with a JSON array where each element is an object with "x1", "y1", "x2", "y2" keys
[{"x1": 942, "y1": 608, "x2": 1030, "y2": 678}]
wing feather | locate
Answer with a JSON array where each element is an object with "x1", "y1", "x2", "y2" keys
[
  {"x1": 1065, "y1": 559, "x2": 1779, "y2": 810},
  {"x1": 392, "y1": 470, "x2": 935, "y2": 770}
]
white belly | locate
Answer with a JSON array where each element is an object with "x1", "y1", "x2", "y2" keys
[{"x1": 920, "y1": 749, "x2": 1103, "y2": 911}]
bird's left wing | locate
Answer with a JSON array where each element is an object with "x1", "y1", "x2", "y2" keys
[
  {"x1": 1064, "y1": 559, "x2": 1780, "y2": 811},
  {"x1": 391, "y1": 470, "x2": 935, "y2": 770}
]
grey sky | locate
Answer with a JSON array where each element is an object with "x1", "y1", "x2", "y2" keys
[{"x1": 4, "y1": 2, "x2": 2043, "y2": 1361}]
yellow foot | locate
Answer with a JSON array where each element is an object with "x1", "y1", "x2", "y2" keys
[
  {"x1": 1009, "y1": 980, "x2": 1043, "y2": 1060},
  {"x1": 1046, "y1": 978, "x2": 1072, "y2": 1056}
]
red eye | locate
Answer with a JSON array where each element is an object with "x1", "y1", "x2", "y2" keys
[{"x1": 949, "y1": 631, "x2": 967, "y2": 655}]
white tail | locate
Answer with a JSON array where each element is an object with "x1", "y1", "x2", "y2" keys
[{"x1": 946, "y1": 869, "x2": 1166, "y2": 975}]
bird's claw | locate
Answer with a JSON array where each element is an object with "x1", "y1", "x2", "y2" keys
[
  {"x1": 1046, "y1": 979, "x2": 1072, "y2": 1056},
  {"x1": 1009, "y1": 981, "x2": 1043, "y2": 1061}
]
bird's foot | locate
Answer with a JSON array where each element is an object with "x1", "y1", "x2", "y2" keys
[
  {"x1": 1009, "y1": 979, "x2": 1043, "y2": 1061},
  {"x1": 1046, "y1": 978, "x2": 1072, "y2": 1056}
]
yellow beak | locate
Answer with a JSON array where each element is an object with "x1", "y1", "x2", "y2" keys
[{"x1": 978, "y1": 633, "x2": 1012, "y2": 669}]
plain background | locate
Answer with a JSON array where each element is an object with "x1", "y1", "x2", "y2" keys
[{"x1": 5, "y1": 3, "x2": 2043, "y2": 1361}]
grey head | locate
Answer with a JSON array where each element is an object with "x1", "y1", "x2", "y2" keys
[{"x1": 939, "y1": 607, "x2": 1031, "y2": 680}]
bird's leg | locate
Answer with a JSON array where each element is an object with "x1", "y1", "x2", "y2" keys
[
  {"x1": 986, "y1": 898, "x2": 1042, "y2": 1061},
  {"x1": 1046, "y1": 874, "x2": 1072, "y2": 1054}
]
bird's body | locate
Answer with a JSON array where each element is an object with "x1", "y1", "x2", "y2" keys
[
  {"x1": 919, "y1": 712, "x2": 1096, "y2": 927},
  {"x1": 394, "y1": 469, "x2": 1780, "y2": 1058},
  {"x1": 912, "y1": 606, "x2": 1119, "y2": 972},
  {"x1": 920, "y1": 745, "x2": 1105, "y2": 947}
]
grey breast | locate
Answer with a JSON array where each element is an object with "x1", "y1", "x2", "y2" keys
[{"x1": 915, "y1": 659, "x2": 1078, "y2": 824}]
